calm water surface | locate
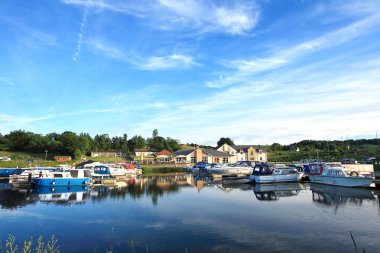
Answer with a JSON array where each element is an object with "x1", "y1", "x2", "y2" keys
[{"x1": 0, "y1": 175, "x2": 379, "y2": 253}]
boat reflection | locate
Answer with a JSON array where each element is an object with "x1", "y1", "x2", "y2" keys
[
  {"x1": 252, "y1": 183, "x2": 305, "y2": 201},
  {"x1": 310, "y1": 184, "x2": 375, "y2": 207},
  {"x1": 33, "y1": 186, "x2": 90, "y2": 205}
]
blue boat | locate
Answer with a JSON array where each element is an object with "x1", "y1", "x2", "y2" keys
[
  {"x1": 32, "y1": 169, "x2": 91, "y2": 187},
  {"x1": 0, "y1": 168, "x2": 23, "y2": 178}
]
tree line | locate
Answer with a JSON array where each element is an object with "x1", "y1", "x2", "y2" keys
[{"x1": 0, "y1": 129, "x2": 181, "y2": 159}]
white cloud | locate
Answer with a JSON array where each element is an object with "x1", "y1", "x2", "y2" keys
[
  {"x1": 72, "y1": 4, "x2": 89, "y2": 61},
  {"x1": 206, "y1": 12, "x2": 380, "y2": 88},
  {"x1": 62, "y1": 0, "x2": 260, "y2": 35},
  {"x1": 87, "y1": 39, "x2": 197, "y2": 70}
]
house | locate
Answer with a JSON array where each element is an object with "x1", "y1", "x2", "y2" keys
[
  {"x1": 217, "y1": 143, "x2": 267, "y2": 162},
  {"x1": 156, "y1": 149, "x2": 173, "y2": 162},
  {"x1": 54, "y1": 156, "x2": 72, "y2": 162},
  {"x1": 134, "y1": 148, "x2": 158, "y2": 160},
  {"x1": 172, "y1": 149, "x2": 198, "y2": 163},
  {"x1": 91, "y1": 151, "x2": 127, "y2": 157},
  {"x1": 172, "y1": 147, "x2": 234, "y2": 164},
  {"x1": 202, "y1": 149, "x2": 234, "y2": 164}
]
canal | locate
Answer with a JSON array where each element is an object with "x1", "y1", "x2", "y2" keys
[{"x1": 0, "y1": 175, "x2": 379, "y2": 252}]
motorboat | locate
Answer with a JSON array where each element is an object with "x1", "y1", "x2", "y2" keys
[
  {"x1": 308, "y1": 163, "x2": 373, "y2": 187},
  {"x1": 249, "y1": 164, "x2": 304, "y2": 184},
  {"x1": 208, "y1": 161, "x2": 254, "y2": 175},
  {"x1": 0, "y1": 168, "x2": 23, "y2": 178},
  {"x1": 9, "y1": 168, "x2": 58, "y2": 186},
  {"x1": 32, "y1": 169, "x2": 91, "y2": 187}
]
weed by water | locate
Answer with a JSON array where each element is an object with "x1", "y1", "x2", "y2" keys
[{"x1": 0, "y1": 234, "x2": 59, "y2": 253}]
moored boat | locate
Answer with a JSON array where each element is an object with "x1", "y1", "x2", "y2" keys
[
  {"x1": 0, "y1": 168, "x2": 23, "y2": 178},
  {"x1": 32, "y1": 169, "x2": 91, "y2": 187},
  {"x1": 308, "y1": 163, "x2": 373, "y2": 188},
  {"x1": 249, "y1": 164, "x2": 304, "y2": 184},
  {"x1": 208, "y1": 161, "x2": 254, "y2": 175}
]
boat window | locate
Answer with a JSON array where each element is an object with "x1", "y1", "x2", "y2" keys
[
  {"x1": 84, "y1": 170, "x2": 91, "y2": 177},
  {"x1": 54, "y1": 174, "x2": 63, "y2": 178},
  {"x1": 70, "y1": 170, "x2": 79, "y2": 178}
]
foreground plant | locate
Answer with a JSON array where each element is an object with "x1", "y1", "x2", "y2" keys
[{"x1": 1, "y1": 235, "x2": 59, "y2": 253}]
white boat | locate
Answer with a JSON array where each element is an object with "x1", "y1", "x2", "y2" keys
[
  {"x1": 208, "y1": 161, "x2": 254, "y2": 175},
  {"x1": 308, "y1": 163, "x2": 373, "y2": 187},
  {"x1": 249, "y1": 164, "x2": 304, "y2": 184}
]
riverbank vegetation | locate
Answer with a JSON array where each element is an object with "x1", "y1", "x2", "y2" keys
[
  {"x1": 1, "y1": 129, "x2": 379, "y2": 165},
  {"x1": 0, "y1": 234, "x2": 59, "y2": 253}
]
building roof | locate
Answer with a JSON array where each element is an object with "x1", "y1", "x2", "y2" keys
[
  {"x1": 173, "y1": 149, "x2": 195, "y2": 156},
  {"x1": 203, "y1": 148, "x2": 234, "y2": 157},
  {"x1": 157, "y1": 149, "x2": 173, "y2": 157},
  {"x1": 232, "y1": 145, "x2": 266, "y2": 152}
]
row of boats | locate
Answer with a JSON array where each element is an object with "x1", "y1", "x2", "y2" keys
[
  {"x1": 188, "y1": 161, "x2": 375, "y2": 188},
  {"x1": 2, "y1": 162, "x2": 142, "y2": 188}
]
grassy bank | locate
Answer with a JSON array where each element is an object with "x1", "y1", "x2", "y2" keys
[{"x1": 141, "y1": 165, "x2": 186, "y2": 174}]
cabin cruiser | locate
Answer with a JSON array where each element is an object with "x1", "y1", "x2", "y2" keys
[
  {"x1": 208, "y1": 161, "x2": 254, "y2": 175},
  {"x1": 308, "y1": 163, "x2": 373, "y2": 187},
  {"x1": 249, "y1": 164, "x2": 304, "y2": 184},
  {"x1": 32, "y1": 169, "x2": 91, "y2": 187}
]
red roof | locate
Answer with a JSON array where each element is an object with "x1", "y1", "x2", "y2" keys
[{"x1": 157, "y1": 149, "x2": 173, "y2": 156}]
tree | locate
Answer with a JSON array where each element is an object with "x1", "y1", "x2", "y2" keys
[
  {"x1": 217, "y1": 137, "x2": 234, "y2": 147},
  {"x1": 271, "y1": 143, "x2": 283, "y2": 151},
  {"x1": 128, "y1": 135, "x2": 146, "y2": 150},
  {"x1": 73, "y1": 149, "x2": 82, "y2": 160},
  {"x1": 5, "y1": 130, "x2": 33, "y2": 151},
  {"x1": 59, "y1": 131, "x2": 81, "y2": 155},
  {"x1": 152, "y1": 129, "x2": 158, "y2": 138}
]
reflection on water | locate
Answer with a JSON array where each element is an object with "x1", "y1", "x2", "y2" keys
[
  {"x1": 0, "y1": 174, "x2": 380, "y2": 253},
  {"x1": 252, "y1": 183, "x2": 305, "y2": 201},
  {"x1": 311, "y1": 184, "x2": 376, "y2": 207}
]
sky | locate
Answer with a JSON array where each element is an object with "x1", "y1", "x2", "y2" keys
[{"x1": 0, "y1": 0, "x2": 380, "y2": 146}]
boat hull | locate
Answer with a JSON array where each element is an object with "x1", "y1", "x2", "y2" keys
[
  {"x1": 309, "y1": 175, "x2": 373, "y2": 187},
  {"x1": 32, "y1": 178, "x2": 90, "y2": 187}
]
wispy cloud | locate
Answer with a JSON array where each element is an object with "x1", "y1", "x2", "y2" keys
[
  {"x1": 87, "y1": 39, "x2": 197, "y2": 70},
  {"x1": 61, "y1": 0, "x2": 260, "y2": 35},
  {"x1": 72, "y1": 4, "x2": 89, "y2": 61},
  {"x1": 206, "y1": 12, "x2": 380, "y2": 88}
]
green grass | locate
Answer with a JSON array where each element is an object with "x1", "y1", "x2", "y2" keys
[{"x1": 141, "y1": 165, "x2": 186, "y2": 174}]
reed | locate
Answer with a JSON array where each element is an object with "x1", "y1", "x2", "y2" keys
[{"x1": 1, "y1": 234, "x2": 59, "y2": 253}]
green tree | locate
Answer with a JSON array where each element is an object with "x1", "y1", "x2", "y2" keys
[
  {"x1": 271, "y1": 143, "x2": 283, "y2": 151},
  {"x1": 73, "y1": 148, "x2": 82, "y2": 160},
  {"x1": 217, "y1": 137, "x2": 234, "y2": 147},
  {"x1": 59, "y1": 131, "x2": 81, "y2": 155},
  {"x1": 5, "y1": 130, "x2": 33, "y2": 151},
  {"x1": 128, "y1": 135, "x2": 146, "y2": 150},
  {"x1": 94, "y1": 134, "x2": 112, "y2": 150}
]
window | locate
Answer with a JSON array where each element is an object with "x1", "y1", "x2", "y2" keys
[
  {"x1": 70, "y1": 170, "x2": 79, "y2": 178},
  {"x1": 223, "y1": 157, "x2": 229, "y2": 163},
  {"x1": 191, "y1": 157, "x2": 196, "y2": 163},
  {"x1": 202, "y1": 156, "x2": 208, "y2": 162},
  {"x1": 251, "y1": 151, "x2": 253, "y2": 155}
]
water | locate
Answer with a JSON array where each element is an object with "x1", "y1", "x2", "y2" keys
[{"x1": 0, "y1": 175, "x2": 379, "y2": 253}]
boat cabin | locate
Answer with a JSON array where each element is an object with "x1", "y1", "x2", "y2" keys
[{"x1": 252, "y1": 164, "x2": 273, "y2": 175}]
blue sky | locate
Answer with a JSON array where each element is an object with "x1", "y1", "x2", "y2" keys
[{"x1": 1, "y1": 0, "x2": 380, "y2": 146}]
